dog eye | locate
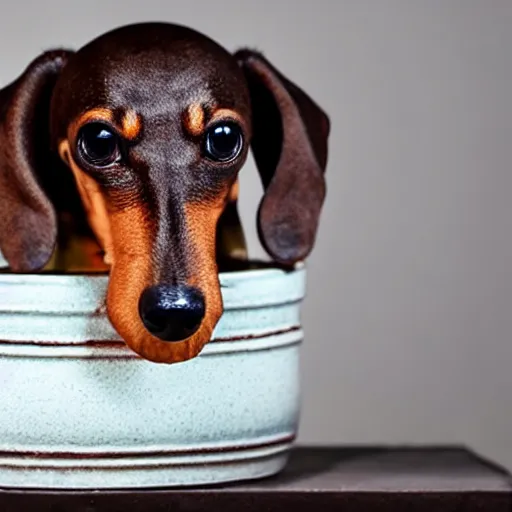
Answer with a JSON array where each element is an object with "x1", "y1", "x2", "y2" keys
[
  {"x1": 77, "y1": 122, "x2": 121, "y2": 167},
  {"x1": 204, "y1": 122, "x2": 243, "y2": 162}
]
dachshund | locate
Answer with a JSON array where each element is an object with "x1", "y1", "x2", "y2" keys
[{"x1": 0, "y1": 22, "x2": 330, "y2": 364}]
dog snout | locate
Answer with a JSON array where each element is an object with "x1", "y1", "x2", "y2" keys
[{"x1": 138, "y1": 284, "x2": 206, "y2": 342}]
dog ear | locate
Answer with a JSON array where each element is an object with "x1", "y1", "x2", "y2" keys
[
  {"x1": 0, "y1": 50, "x2": 72, "y2": 272},
  {"x1": 235, "y1": 49, "x2": 330, "y2": 264}
]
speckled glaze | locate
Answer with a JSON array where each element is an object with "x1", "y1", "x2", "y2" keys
[{"x1": 0, "y1": 264, "x2": 305, "y2": 489}]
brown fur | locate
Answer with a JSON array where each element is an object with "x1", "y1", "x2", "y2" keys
[{"x1": 121, "y1": 109, "x2": 142, "y2": 141}]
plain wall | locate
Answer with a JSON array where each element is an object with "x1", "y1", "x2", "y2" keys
[{"x1": 0, "y1": 1, "x2": 511, "y2": 468}]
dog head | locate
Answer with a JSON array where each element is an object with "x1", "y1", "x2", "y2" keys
[{"x1": 0, "y1": 22, "x2": 329, "y2": 363}]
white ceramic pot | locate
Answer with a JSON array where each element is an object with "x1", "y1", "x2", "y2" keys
[{"x1": 0, "y1": 264, "x2": 305, "y2": 489}]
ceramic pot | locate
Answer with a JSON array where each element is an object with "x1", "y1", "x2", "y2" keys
[{"x1": 0, "y1": 264, "x2": 305, "y2": 489}]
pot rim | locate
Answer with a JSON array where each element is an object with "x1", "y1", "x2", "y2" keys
[
  {"x1": 0, "y1": 261, "x2": 306, "y2": 344},
  {"x1": 0, "y1": 261, "x2": 305, "y2": 285}
]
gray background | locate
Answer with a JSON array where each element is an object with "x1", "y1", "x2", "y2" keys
[{"x1": 0, "y1": 1, "x2": 511, "y2": 468}]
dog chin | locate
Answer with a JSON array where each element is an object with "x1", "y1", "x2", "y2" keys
[{"x1": 118, "y1": 319, "x2": 214, "y2": 364}]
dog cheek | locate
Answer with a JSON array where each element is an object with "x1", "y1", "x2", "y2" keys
[
  {"x1": 59, "y1": 144, "x2": 115, "y2": 264},
  {"x1": 105, "y1": 205, "x2": 154, "y2": 353}
]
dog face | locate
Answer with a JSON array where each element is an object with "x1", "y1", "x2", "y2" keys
[{"x1": 0, "y1": 22, "x2": 330, "y2": 364}]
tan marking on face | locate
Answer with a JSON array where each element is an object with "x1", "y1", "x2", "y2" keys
[
  {"x1": 121, "y1": 109, "x2": 142, "y2": 141},
  {"x1": 58, "y1": 140, "x2": 114, "y2": 265},
  {"x1": 183, "y1": 103, "x2": 205, "y2": 136},
  {"x1": 227, "y1": 178, "x2": 240, "y2": 203},
  {"x1": 217, "y1": 178, "x2": 247, "y2": 261}
]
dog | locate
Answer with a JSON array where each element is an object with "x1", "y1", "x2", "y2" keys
[{"x1": 0, "y1": 22, "x2": 330, "y2": 364}]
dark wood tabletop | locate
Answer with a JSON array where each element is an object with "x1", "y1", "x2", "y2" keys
[{"x1": 0, "y1": 446, "x2": 510, "y2": 511}]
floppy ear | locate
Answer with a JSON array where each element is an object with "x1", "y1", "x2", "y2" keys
[
  {"x1": 235, "y1": 49, "x2": 330, "y2": 265},
  {"x1": 0, "y1": 50, "x2": 72, "y2": 272}
]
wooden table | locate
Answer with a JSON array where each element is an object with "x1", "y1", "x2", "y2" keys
[{"x1": 1, "y1": 446, "x2": 510, "y2": 511}]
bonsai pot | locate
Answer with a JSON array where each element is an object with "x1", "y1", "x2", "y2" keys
[{"x1": 0, "y1": 264, "x2": 305, "y2": 489}]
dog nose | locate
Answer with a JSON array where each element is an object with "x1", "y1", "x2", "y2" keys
[{"x1": 138, "y1": 285, "x2": 205, "y2": 342}]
